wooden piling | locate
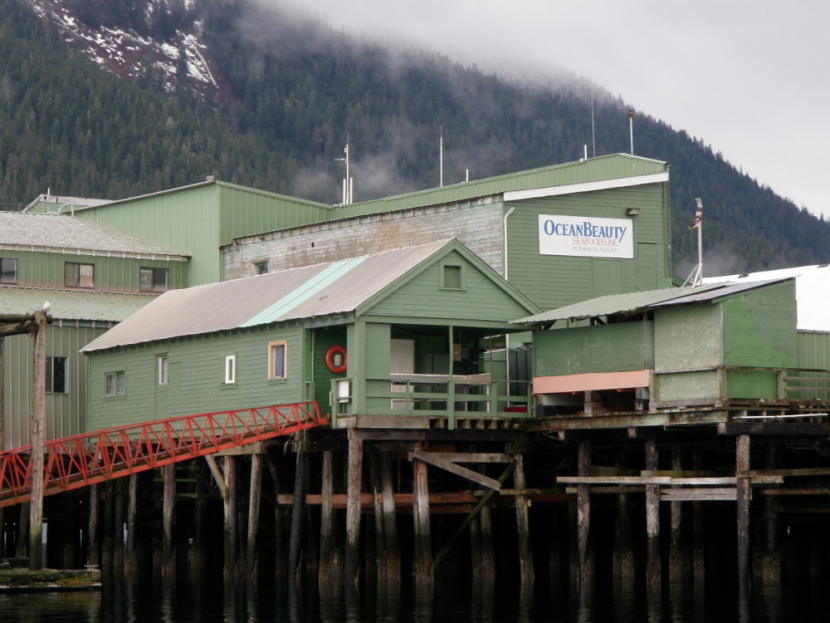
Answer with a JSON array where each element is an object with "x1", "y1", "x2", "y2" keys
[
  {"x1": 192, "y1": 463, "x2": 209, "y2": 575},
  {"x1": 289, "y1": 448, "x2": 307, "y2": 585},
  {"x1": 345, "y1": 433, "x2": 364, "y2": 590},
  {"x1": 265, "y1": 454, "x2": 287, "y2": 578},
  {"x1": 736, "y1": 434, "x2": 751, "y2": 595},
  {"x1": 479, "y1": 503, "x2": 495, "y2": 591},
  {"x1": 412, "y1": 455, "x2": 432, "y2": 585},
  {"x1": 514, "y1": 453, "x2": 534, "y2": 590},
  {"x1": 577, "y1": 440, "x2": 592, "y2": 591},
  {"x1": 162, "y1": 463, "x2": 176, "y2": 577},
  {"x1": 669, "y1": 445, "x2": 685, "y2": 583},
  {"x1": 691, "y1": 447, "x2": 705, "y2": 587},
  {"x1": 126, "y1": 474, "x2": 138, "y2": 573},
  {"x1": 761, "y1": 443, "x2": 781, "y2": 585},
  {"x1": 614, "y1": 448, "x2": 635, "y2": 587},
  {"x1": 87, "y1": 485, "x2": 100, "y2": 567},
  {"x1": 246, "y1": 453, "x2": 262, "y2": 577},
  {"x1": 101, "y1": 483, "x2": 113, "y2": 570},
  {"x1": 113, "y1": 478, "x2": 125, "y2": 572},
  {"x1": 380, "y1": 451, "x2": 400, "y2": 587},
  {"x1": 645, "y1": 438, "x2": 661, "y2": 592},
  {"x1": 28, "y1": 310, "x2": 47, "y2": 570},
  {"x1": 318, "y1": 448, "x2": 335, "y2": 586}
]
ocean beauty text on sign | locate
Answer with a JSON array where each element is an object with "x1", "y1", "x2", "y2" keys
[{"x1": 538, "y1": 214, "x2": 633, "y2": 259}]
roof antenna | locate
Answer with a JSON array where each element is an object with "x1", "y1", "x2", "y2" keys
[
  {"x1": 335, "y1": 133, "x2": 354, "y2": 205},
  {"x1": 682, "y1": 198, "x2": 705, "y2": 287},
  {"x1": 628, "y1": 108, "x2": 635, "y2": 155},
  {"x1": 439, "y1": 127, "x2": 444, "y2": 187},
  {"x1": 590, "y1": 96, "x2": 596, "y2": 157}
]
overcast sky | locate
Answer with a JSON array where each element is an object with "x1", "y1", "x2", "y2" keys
[{"x1": 275, "y1": 0, "x2": 829, "y2": 216}]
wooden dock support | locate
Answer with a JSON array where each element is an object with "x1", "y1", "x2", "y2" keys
[
  {"x1": 576, "y1": 440, "x2": 592, "y2": 591},
  {"x1": 206, "y1": 454, "x2": 238, "y2": 580},
  {"x1": 644, "y1": 438, "x2": 661, "y2": 593},
  {"x1": 87, "y1": 485, "x2": 100, "y2": 567},
  {"x1": 514, "y1": 453, "x2": 534, "y2": 591},
  {"x1": 691, "y1": 448, "x2": 705, "y2": 588},
  {"x1": 28, "y1": 309, "x2": 47, "y2": 571},
  {"x1": 289, "y1": 447, "x2": 307, "y2": 585},
  {"x1": 614, "y1": 449, "x2": 635, "y2": 589},
  {"x1": 246, "y1": 453, "x2": 262, "y2": 577},
  {"x1": 761, "y1": 444, "x2": 781, "y2": 586},
  {"x1": 412, "y1": 453, "x2": 432, "y2": 587},
  {"x1": 162, "y1": 463, "x2": 176, "y2": 577},
  {"x1": 113, "y1": 478, "x2": 125, "y2": 572},
  {"x1": 318, "y1": 448, "x2": 335, "y2": 586},
  {"x1": 345, "y1": 434, "x2": 363, "y2": 591},
  {"x1": 736, "y1": 434, "x2": 751, "y2": 595},
  {"x1": 380, "y1": 451, "x2": 400, "y2": 588},
  {"x1": 125, "y1": 474, "x2": 139, "y2": 573},
  {"x1": 266, "y1": 454, "x2": 288, "y2": 579},
  {"x1": 669, "y1": 446, "x2": 685, "y2": 583}
]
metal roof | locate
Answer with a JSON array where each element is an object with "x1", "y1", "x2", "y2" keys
[
  {"x1": 0, "y1": 212, "x2": 188, "y2": 259},
  {"x1": 82, "y1": 240, "x2": 457, "y2": 352},
  {"x1": 703, "y1": 264, "x2": 830, "y2": 332},
  {"x1": 512, "y1": 279, "x2": 789, "y2": 325},
  {"x1": 0, "y1": 287, "x2": 156, "y2": 322}
]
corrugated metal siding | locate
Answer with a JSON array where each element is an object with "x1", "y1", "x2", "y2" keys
[
  {"x1": 334, "y1": 154, "x2": 667, "y2": 219},
  {"x1": 76, "y1": 185, "x2": 220, "y2": 286},
  {"x1": 3, "y1": 326, "x2": 108, "y2": 450},
  {"x1": 2, "y1": 250, "x2": 186, "y2": 292},
  {"x1": 797, "y1": 331, "x2": 830, "y2": 369},
  {"x1": 218, "y1": 184, "x2": 331, "y2": 246},
  {"x1": 506, "y1": 183, "x2": 672, "y2": 310},
  {"x1": 534, "y1": 321, "x2": 654, "y2": 376},
  {"x1": 364, "y1": 250, "x2": 533, "y2": 324},
  {"x1": 86, "y1": 324, "x2": 305, "y2": 430}
]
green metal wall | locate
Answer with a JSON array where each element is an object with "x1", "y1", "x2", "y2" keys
[
  {"x1": 505, "y1": 183, "x2": 672, "y2": 311},
  {"x1": 0, "y1": 250, "x2": 186, "y2": 292},
  {"x1": 534, "y1": 320, "x2": 654, "y2": 377},
  {"x1": 2, "y1": 325, "x2": 109, "y2": 450},
  {"x1": 721, "y1": 280, "x2": 797, "y2": 369},
  {"x1": 334, "y1": 154, "x2": 667, "y2": 219},
  {"x1": 311, "y1": 326, "x2": 348, "y2": 415},
  {"x1": 77, "y1": 184, "x2": 222, "y2": 286},
  {"x1": 85, "y1": 323, "x2": 305, "y2": 430},
  {"x1": 654, "y1": 305, "x2": 722, "y2": 372},
  {"x1": 797, "y1": 331, "x2": 830, "y2": 370},
  {"x1": 364, "y1": 250, "x2": 533, "y2": 324},
  {"x1": 217, "y1": 183, "x2": 331, "y2": 246}
]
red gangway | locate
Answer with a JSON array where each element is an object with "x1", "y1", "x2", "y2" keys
[{"x1": 0, "y1": 401, "x2": 326, "y2": 509}]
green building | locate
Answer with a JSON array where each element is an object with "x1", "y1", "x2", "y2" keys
[
  {"x1": 0, "y1": 211, "x2": 186, "y2": 449},
  {"x1": 513, "y1": 278, "x2": 828, "y2": 428},
  {"x1": 82, "y1": 240, "x2": 540, "y2": 431}
]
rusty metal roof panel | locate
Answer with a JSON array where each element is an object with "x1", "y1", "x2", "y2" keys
[
  {"x1": 0, "y1": 287, "x2": 156, "y2": 322},
  {"x1": 82, "y1": 240, "x2": 451, "y2": 352}
]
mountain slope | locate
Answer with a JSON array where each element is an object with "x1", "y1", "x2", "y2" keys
[{"x1": 3, "y1": 0, "x2": 828, "y2": 275}]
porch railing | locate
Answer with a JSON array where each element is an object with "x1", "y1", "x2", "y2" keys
[{"x1": 330, "y1": 373, "x2": 532, "y2": 428}]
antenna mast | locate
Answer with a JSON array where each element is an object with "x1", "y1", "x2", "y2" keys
[
  {"x1": 439, "y1": 127, "x2": 444, "y2": 187},
  {"x1": 682, "y1": 198, "x2": 705, "y2": 287},
  {"x1": 590, "y1": 96, "x2": 596, "y2": 157},
  {"x1": 628, "y1": 109, "x2": 635, "y2": 155},
  {"x1": 335, "y1": 134, "x2": 354, "y2": 205}
]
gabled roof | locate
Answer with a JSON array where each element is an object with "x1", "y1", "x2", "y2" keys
[
  {"x1": 0, "y1": 212, "x2": 188, "y2": 260},
  {"x1": 512, "y1": 279, "x2": 789, "y2": 325},
  {"x1": 0, "y1": 287, "x2": 156, "y2": 322},
  {"x1": 703, "y1": 264, "x2": 830, "y2": 332},
  {"x1": 83, "y1": 239, "x2": 536, "y2": 353}
]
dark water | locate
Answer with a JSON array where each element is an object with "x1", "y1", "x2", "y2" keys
[{"x1": 0, "y1": 573, "x2": 827, "y2": 623}]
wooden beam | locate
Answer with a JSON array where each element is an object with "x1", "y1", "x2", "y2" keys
[
  {"x1": 760, "y1": 488, "x2": 830, "y2": 496},
  {"x1": 645, "y1": 438, "x2": 660, "y2": 593},
  {"x1": 417, "y1": 452, "x2": 513, "y2": 463},
  {"x1": 246, "y1": 453, "x2": 262, "y2": 577},
  {"x1": 345, "y1": 434, "x2": 363, "y2": 590},
  {"x1": 736, "y1": 435, "x2": 751, "y2": 595},
  {"x1": 558, "y1": 475, "x2": 783, "y2": 485},
  {"x1": 661, "y1": 488, "x2": 737, "y2": 502},
  {"x1": 28, "y1": 310, "x2": 47, "y2": 571},
  {"x1": 411, "y1": 449, "x2": 502, "y2": 490},
  {"x1": 741, "y1": 467, "x2": 830, "y2": 478},
  {"x1": 719, "y1": 422, "x2": 830, "y2": 436},
  {"x1": 162, "y1": 464, "x2": 176, "y2": 577}
]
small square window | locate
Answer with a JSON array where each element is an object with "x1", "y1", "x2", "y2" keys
[
  {"x1": 268, "y1": 342, "x2": 287, "y2": 379},
  {"x1": 0, "y1": 258, "x2": 17, "y2": 284},
  {"x1": 46, "y1": 356, "x2": 67, "y2": 393},
  {"x1": 140, "y1": 267, "x2": 169, "y2": 292},
  {"x1": 65, "y1": 262, "x2": 94, "y2": 288},
  {"x1": 225, "y1": 355, "x2": 237, "y2": 384},
  {"x1": 442, "y1": 264, "x2": 463, "y2": 290},
  {"x1": 157, "y1": 355, "x2": 169, "y2": 385},
  {"x1": 105, "y1": 371, "x2": 126, "y2": 396},
  {"x1": 254, "y1": 261, "x2": 269, "y2": 275}
]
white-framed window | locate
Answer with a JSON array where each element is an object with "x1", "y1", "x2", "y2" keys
[
  {"x1": 105, "y1": 370, "x2": 126, "y2": 396},
  {"x1": 157, "y1": 355, "x2": 169, "y2": 385},
  {"x1": 268, "y1": 341, "x2": 287, "y2": 379},
  {"x1": 225, "y1": 354, "x2": 237, "y2": 384}
]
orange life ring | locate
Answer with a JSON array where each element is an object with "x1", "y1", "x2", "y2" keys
[{"x1": 325, "y1": 345, "x2": 348, "y2": 374}]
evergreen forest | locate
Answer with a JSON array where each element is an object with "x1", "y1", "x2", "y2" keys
[{"x1": 1, "y1": 0, "x2": 827, "y2": 275}]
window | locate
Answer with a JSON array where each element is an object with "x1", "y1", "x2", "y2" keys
[
  {"x1": 254, "y1": 261, "x2": 269, "y2": 275},
  {"x1": 225, "y1": 355, "x2": 236, "y2": 384},
  {"x1": 157, "y1": 355, "x2": 169, "y2": 385},
  {"x1": 441, "y1": 264, "x2": 463, "y2": 290},
  {"x1": 140, "y1": 267, "x2": 169, "y2": 292},
  {"x1": 105, "y1": 371, "x2": 126, "y2": 396},
  {"x1": 268, "y1": 341, "x2": 287, "y2": 379},
  {"x1": 0, "y1": 258, "x2": 17, "y2": 284},
  {"x1": 65, "y1": 262, "x2": 94, "y2": 288},
  {"x1": 45, "y1": 357, "x2": 67, "y2": 393}
]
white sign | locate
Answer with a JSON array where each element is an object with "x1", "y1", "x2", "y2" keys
[{"x1": 538, "y1": 214, "x2": 633, "y2": 259}]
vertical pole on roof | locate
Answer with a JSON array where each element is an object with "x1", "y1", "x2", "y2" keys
[
  {"x1": 345, "y1": 430, "x2": 364, "y2": 593},
  {"x1": 591, "y1": 97, "x2": 597, "y2": 157},
  {"x1": 696, "y1": 198, "x2": 704, "y2": 285},
  {"x1": 736, "y1": 434, "x2": 751, "y2": 598},
  {"x1": 628, "y1": 109, "x2": 635, "y2": 155},
  {"x1": 439, "y1": 127, "x2": 444, "y2": 187}
]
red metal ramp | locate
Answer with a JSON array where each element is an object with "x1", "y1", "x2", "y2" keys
[{"x1": 0, "y1": 401, "x2": 326, "y2": 509}]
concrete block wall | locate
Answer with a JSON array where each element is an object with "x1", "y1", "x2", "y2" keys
[{"x1": 222, "y1": 196, "x2": 505, "y2": 280}]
